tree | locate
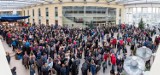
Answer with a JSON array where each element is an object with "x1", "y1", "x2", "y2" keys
[{"x1": 138, "y1": 18, "x2": 145, "y2": 29}]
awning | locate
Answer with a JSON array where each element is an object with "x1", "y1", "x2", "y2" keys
[{"x1": 0, "y1": 15, "x2": 29, "y2": 21}]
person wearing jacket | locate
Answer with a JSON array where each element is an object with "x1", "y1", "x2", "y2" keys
[
  {"x1": 22, "y1": 51, "x2": 29, "y2": 69},
  {"x1": 12, "y1": 38, "x2": 17, "y2": 51},
  {"x1": 55, "y1": 61, "x2": 61, "y2": 75},
  {"x1": 25, "y1": 40, "x2": 31, "y2": 55},
  {"x1": 90, "y1": 60, "x2": 96, "y2": 75},
  {"x1": 41, "y1": 63, "x2": 49, "y2": 75},
  {"x1": 47, "y1": 57, "x2": 53, "y2": 74},
  {"x1": 6, "y1": 52, "x2": 11, "y2": 64},
  {"x1": 102, "y1": 52, "x2": 109, "y2": 73},
  {"x1": 81, "y1": 60, "x2": 89, "y2": 75},
  {"x1": 60, "y1": 64, "x2": 67, "y2": 75},
  {"x1": 30, "y1": 64, "x2": 35, "y2": 75},
  {"x1": 111, "y1": 53, "x2": 116, "y2": 71},
  {"x1": 36, "y1": 57, "x2": 43, "y2": 75},
  {"x1": 11, "y1": 67, "x2": 17, "y2": 75}
]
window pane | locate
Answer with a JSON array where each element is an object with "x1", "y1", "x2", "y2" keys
[
  {"x1": 137, "y1": 8, "x2": 141, "y2": 13},
  {"x1": 133, "y1": 8, "x2": 136, "y2": 13},
  {"x1": 153, "y1": 8, "x2": 156, "y2": 13}
]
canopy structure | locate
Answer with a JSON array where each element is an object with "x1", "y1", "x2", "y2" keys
[
  {"x1": 0, "y1": 14, "x2": 29, "y2": 21},
  {"x1": 116, "y1": 0, "x2": 160, "y2": 5},
  {"x1": 1, "y1": 0, "x2": 160, "y2": 9},
  {"x1": 0, "y1": 0, "x2": 54, "y2": 9},
  {"x1": 0, "y1": 0, "x2": 116, "y2": 9}
]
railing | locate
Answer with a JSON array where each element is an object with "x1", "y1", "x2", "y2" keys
[
  {"x1": 0, "y1": 40, "x2": 12, "y2": 75},
  {"x1": 149, "y1": 45, "x2": 160, "y2": 75}
]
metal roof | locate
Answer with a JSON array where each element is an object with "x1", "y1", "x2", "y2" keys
[{"x1": 0, "y1": 0, "x2": 54, "y2": 9}]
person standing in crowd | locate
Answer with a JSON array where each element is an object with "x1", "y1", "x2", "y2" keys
[
  {"x1": 36, "y1": 57, "x2": 43, "y2": 75},
  {"x1": 60, "y1": 64, "x2": 67, "y2": 75},
  {"x1": 90, "y1": 60, "x2": 96, "y2": 75},
  {"x1": 111, "y1": 53, "x2": 116, "y2": 71},
  {"x1": 6, "y1": 52, "x2": 11, "y2": 64},
  {"x1": 11, "y1": 38, "x2": 18, "y2": 51},
  {"x1": 55, "y1": 61, "x2": 61, "y2": 75},
  {"x1": 30, "y1": 64, "x2": 35, "y2": 75},
  {"x1": 0, "y1": 23, "x2": 159, "y2": 75},
  {"x1": 11, "y1": 67, "x2": 17, "y2": 75},
  {"x1": 22, "y1": 51, "x2": 29, "y2": 69},
  {"x1": 81, "y1": 60, "x2": 89, "y2": 75}
]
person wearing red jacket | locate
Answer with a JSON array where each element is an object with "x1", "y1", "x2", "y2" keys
[
  {"x1": 111, "y1": 38, "x2": 117, "y2": 48},
  {"x1": 103, "y1": 52, "x2": 109, "y2": 73},
  {"x1": 127, "y1": 37, "x2": 131, "y2": 45},
  {"x1": 111, "y1": 53, "x2": 116, "y2": 71}
]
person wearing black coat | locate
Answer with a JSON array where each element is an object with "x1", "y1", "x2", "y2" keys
[
  {"x1": 60, "y1": 64, "x2": 67, "y2": 75},
  {"x1": 11, "y1": 67, "x2": 17, "y2": 75},
  {"x1": 6, "y1": 52, "x2": 11, "y2": 64},
  {"x1": 36, "y1": 57, "x2": 43, "y2": 75},
  {"x1": 41, "y1": 63, "x2": 49, "y2": 75},
  {"x1": 71, "y1": 59, "x2": 78, "y2": 75},
  {"x1": 81, "y1": 60, "x2": 89, "y2": 75},
  {"x1": 55, "y1": 62, "x2": 61, "y2": 75}
]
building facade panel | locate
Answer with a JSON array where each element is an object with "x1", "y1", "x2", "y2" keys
[{"x1": 22, "y1": 2, "x2": 124, "y2": 26}]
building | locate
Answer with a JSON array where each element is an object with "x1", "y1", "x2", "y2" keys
[{"x1": 21, "y1": 0, "x2": 124, "y2": 26}]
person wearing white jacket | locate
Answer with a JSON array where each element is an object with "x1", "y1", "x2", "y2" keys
[{"x1": 47, "y1": 57, "x2": 53, "y2": 74}]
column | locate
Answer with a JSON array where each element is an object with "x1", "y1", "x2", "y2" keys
[
  {"x1": 58, "y1": 5, "x2": 63, "y2": 26},
  {"x1": 116, "y1": 8, "x2": 119, "y2": 25}
]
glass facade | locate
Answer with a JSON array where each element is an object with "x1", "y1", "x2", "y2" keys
[
  {"x1": 125, "y1": 7, "x2": 160, "y2": 26},
  {"x1": 63, "y1": 6, "x2": 116, "y2": 26}
]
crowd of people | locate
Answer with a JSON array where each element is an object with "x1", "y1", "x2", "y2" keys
[{"x1": 0, "y1": 24, "x2": 160, "y2": 75}]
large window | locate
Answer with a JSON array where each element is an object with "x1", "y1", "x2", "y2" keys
[
  {"x1": 62, "y1": 6, "x2": 116, "y2": 26},
  {"x1": 55, "y1": 7, "x2": 58, "y2": 17},
  {"x1": 46, "y1": 19, "x2": 49, "y2": 25},
  {"x1": 126, "y1": 7, "x2": 160, "y2": 25},
  {"x1": 33, "y1": 19, "x2": 35, "y2": 23},
  {"x1": 38, "y1": 8, "x2": 41, "y2": 17},
  {"x1": 27, "y1": 10, "x2": 29, "y2": 16},
  {"x1": 137, "y1": 8, "x2": 141, "y2": 13},
  {"x1": 24, "y1": 11, "x2": 25, "y2": 16},
  {"x1": 148, "y1": 8, "x2": 152, "y2": 13},
  {"x1": 46, "y1": 7, "x2": 49, "y2": 17},
  {"x1": 133, "y1": 8, "x2": 136, "y2": 13},
  {"x1": 39, "y1": 19, "x2": 41, "y2": 24},
  {"x1": 32, "y1": 9, "x2": 34, "y2": 17},
  {"x1": 142, "y1": 8, "x2": 147, "y2": 13}
]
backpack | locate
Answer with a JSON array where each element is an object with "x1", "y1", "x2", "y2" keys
[{"x1": 81, "y1": 63, "x2": 88, "y2": 71}]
